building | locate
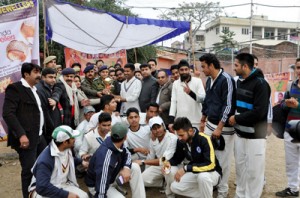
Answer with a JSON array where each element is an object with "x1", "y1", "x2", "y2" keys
[
  {"x1": 183, "y1": 30, "x2": 205, "y2": 51},
  {"x1": 204, "y1": 15, "x2": 299, "y2": 51},
  {"x1": 171, "y1": 41, "x2": 184, "y2": 49}
]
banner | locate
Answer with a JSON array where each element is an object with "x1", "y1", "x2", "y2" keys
[
  {"x1": 0, "y1": 0, "x2": 39, "y2": 141},
  {"x1": 64, "y1": 48, "x2": 127, "y2": 75},
  {"x1": 265, "y1": 72, "x2": 290, "y2": 106}
]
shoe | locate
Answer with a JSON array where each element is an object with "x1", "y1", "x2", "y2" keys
[
  {"x1": 217, "y1": 192, "x2": 228, "y2": 198},
  {"x1": 275, "y1": 188, "x2": 299, "y2": 197}
]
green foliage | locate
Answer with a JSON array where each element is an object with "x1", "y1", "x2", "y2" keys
[
  {"x1": 127, "y1": 46, "x2": 157, "y2": 63},
  {"x1": 213, "y1": 29, "x2": 237, "y2": 60},
  {"x1": 159, "y1": 2, "x2": 222, "y2": 38}
]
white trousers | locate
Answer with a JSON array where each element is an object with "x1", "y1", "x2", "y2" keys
[
  {"x1": 170, "y1": 171, "x2": 220, "y2": 198},
  {"x1": 89, "y1": 163, "x2": 146, "y2": 198},
  {"x1": 142, "y1": 165, "x2": 176, "y2": 198},
  {"x1": 234, "y1": 135, "x2": 266, "y2": 198},
  {"x1": 204, "y1": 125, "x2": 234, "y2": 195},
  {"x1": 32, "y1": 184, "x2": 88, "y2": 198},
  {"x1": 284, "y1": 132, "x2": 300, "y2": 192}
]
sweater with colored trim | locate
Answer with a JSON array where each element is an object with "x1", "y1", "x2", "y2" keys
[{"x1": 235, "y1": 69, "x2": 271, "y2": 139}]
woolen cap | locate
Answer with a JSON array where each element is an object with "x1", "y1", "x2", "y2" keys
[
  {"x1": 52, "y1": 125, "x2": 81, "y2": 142},
  {"x1": 99, "y1": 65, "x2": 108, "y2": 72},
  {"x1": 44, "y1": 56, "x2": 56, "y2": 65},
  {"x1": 83, "y1": 65, "x2": 94, "y2": 73},
  {"x1": 111, "y1": 123, "x2": 128, "y2": 140},
  {"x1": 61, "y1": 68, "x2": 75, "y2": 75}
]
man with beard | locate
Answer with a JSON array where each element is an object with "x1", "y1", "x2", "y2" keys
[
  {"x1": 229, "y1": 53, "x2": 271, "y2": 198},
  {"x1": 169, "y1": 59, "x2": 205, "y2": 131},
  {"x1": 3, "y1": 63, "x2": 46, "y2": 198},
  {"x1": 115, "y1": 68, "x2": 125, "y2": 112},
  {"x1": 36, "y1": 68, "x2": 64, "y2": 143},
  {"x1": 117, "y1": 63, "x2": 142, "y2": 114},
  {"x1": 138, "y1": 63, "x2": 158, "y2": 112},
  {"x1": 199, "y1": 54, "x2": 236, "y2": 198},
  {"x1": 169, "y1": 117, "x2": 221, "y2": 198}
]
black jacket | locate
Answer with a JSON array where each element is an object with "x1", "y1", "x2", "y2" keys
[
  {"x1": 3, "y1": 82, "x2": 42, "y2": 148},
  {"x1": 36, "y1": 80, "x2": 62, "y2": 141},
  {"x1": 169, "y1": 128, "x2": 222, "y2": 176},
  {"x1": 202, "y1": 70, "x2": 236, "y2": 130},
  {"x1": 138, "y1": 76, "x2": 158, "y2": 112},
  {"x1": 235, "y1": 69, "x2": 271, "y2": 139}
]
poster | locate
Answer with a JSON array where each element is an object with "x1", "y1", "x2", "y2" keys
[
  {"x1": 0, "y1": 0, "x2": 39, "y2": 141},
  {"x1": 64, "y1": 48, "x2": 127, "y2": 75},
  {"x1": 265, "y1": 72, "x2": 290, "y2": 106}
]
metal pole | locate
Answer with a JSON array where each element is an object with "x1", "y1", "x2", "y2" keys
[{"x1": 249, "y1": 0, "x2": 253, "y2": 54}]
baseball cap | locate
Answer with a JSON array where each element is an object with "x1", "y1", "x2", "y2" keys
[
  {"x1": 83, "y1": 106, "x2": 95, "y2": 114},
  {"x1": 149, "y1": 116, "x2": 164, "y2": 129},
  {"x1": 211, "y1": 135, "x2": 225, "y2": 151},
  {"x1": 52, "y1": 125, "x2": 81, "y2": 142},
  {"x1": 111, "y1": 123, "x2": 128, "y2": 140}
]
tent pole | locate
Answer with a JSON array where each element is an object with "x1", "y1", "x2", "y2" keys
[
  {"x1": 42, "y1": 0, "x2": 47, "y2": 64},
  {"x1": 189, "y1": 22, "x2": 196, "y2": 69},
  {"x1": 134, "y1": 48, "x2": 138, "y2": 63}
]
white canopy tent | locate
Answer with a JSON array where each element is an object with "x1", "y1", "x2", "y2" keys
[{"x1": 45, "y1": 0, "x2": 190, "y2": 54}]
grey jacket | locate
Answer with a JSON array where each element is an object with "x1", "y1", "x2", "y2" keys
[
  {"x1": 157, "y1": 80, "x2": 172, "y2": 125},
  {"x1": 138, "y1": 76, "x2": 158, "y2": 112}
]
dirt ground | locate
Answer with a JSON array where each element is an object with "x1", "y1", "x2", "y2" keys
[{"x1": 0, "y1": 135, "x2": 289, "y2": 198}]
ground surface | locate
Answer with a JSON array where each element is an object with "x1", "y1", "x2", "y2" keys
[{"x1": 0, "y1": 135, "x2": 289, "y2": 198}]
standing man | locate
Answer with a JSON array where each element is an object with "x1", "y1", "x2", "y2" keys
[
  {"x1": 275, "y1": 58, "x2": 300, "y2": 197},
  {"x1": 29, "y1": 125, "x2": 88, "y2": 198},
  {"x1": 118, "y1": 63, "x2": 142, "y2": 114},
  {"x1": 3, "y1": 63, "x2": 46, "y2": 198},
  {"x1": 85, "y1": 123, "x2": 146, "y2": 198},
  {"x1": 81, "y1": 65, "x2": 101, "y2": 98},
  {"x1": 147, "y1": 58, "x2": 158, "y2": 78},
  {"x1": 170, "y1": 117, "x2": 222, "y2": 198},
  {"x1": 229, "y1": 53, "x2": 271, "y2": 198},
  {"x1": 139, "y1": 63, "x2": 158, "y2": 112},
  {"x1": 169, "y1": 59, "x2": 205, "y2": 130},
  {"x1": 199, "y1": 54, "x2": 236, "y2": 198},
  {"x1": 156, "y1": 70, "x2": 172, "y2": 127},
  {"x1": 43, "y1": 55, "x2": 56, "y2": 69},
  {"x1": 36, "y1": 68, "x2": 61, "y2": 143}
]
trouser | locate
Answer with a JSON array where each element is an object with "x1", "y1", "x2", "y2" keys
[
  {"x1": 89, "y1": 163, "x2": 145, "y2": 198},
  {"x1": 15, "y1": 135, "x2": 46, "y2": 198},
  {"x1": 204, "y1": 123, "x2": 234, "y2": 195},
  {"x1": 171, "y1": 171, "x2": 220, "y2": 198},
  {"x1": 234, "y1": 135, "x2": 266, "y2": 198},
  {"x1": 284, "y1": 131, "x2": 300, "y2": 192},
  {"x1": 31, "y1": 184, "x2": 88, "y2": 198},
  {"x1": 142, "y1": 165, "x2": 176, "y2": 198}
]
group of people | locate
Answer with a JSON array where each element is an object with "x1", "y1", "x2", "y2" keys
[{"x1": 2, "y1": 52, "x2": 299, "y2": 198}]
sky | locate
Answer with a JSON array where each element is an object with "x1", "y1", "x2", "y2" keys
[{"x1": 125, "y1": 0, "x2": 300, "y2": 46}]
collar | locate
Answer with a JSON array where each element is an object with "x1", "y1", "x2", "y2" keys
[
  {"x1": 125, "y1": 76, "x2": 136, "y2": 83},
  {"x1": 21, "y1": 78, "x2": 36, "y2": 90}
]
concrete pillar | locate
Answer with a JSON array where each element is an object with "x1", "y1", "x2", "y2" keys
[
  {"x1": 287, "y1": 29, "x2": 291, "y2": 41},
  {"x1": 262, "y1": 27, "x2": 265, "y2": 39},
  {"x1": 274, "y1": 28, "x2": 278, "y2": 40}
]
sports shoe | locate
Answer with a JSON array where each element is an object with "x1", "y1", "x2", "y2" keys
[{"x1": 275, "y1": 188, "x2": 299, "y2": 197}]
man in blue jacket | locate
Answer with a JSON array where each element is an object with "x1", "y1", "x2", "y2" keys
[
  {"x1": 29, "y1": 125, "x2": 88, "y2": 198},
  {"x1": 85, "y1": 122, "x2": 146, "y2": 198}
]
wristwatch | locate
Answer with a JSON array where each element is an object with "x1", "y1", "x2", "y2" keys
[{"x1": 141, "y1": 160, "x2": 145, "y2": 166}]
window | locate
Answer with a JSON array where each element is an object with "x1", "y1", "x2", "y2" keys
[
  {"x1": 222, "y1": 26, "x2": 229, "y2": 32},
  {"x1": 216, "y1": 27, "x2": 220, "y2": 34},
  {"x1": 242, "y1": 28, "x2": 249, "y2": 35},
  {"x1": 196, "y1": 35, "x2": 204, "y2": 41},
  {"x1": 264, "y1": 28, "x2": 275, "y2": 40}
]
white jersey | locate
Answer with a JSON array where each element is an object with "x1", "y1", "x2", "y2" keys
[
  {"x1": 86, "y1": 111, "x2": 122, "y2": 131},
  {"x1": 148, "y1": 131, "x2": 177, "y2": 161},
  {"x1": 125, "y1": 125, "x2": 151, "y2": 159},
  {"x1": 79, "y1": 127, "x2": 110, "y2": 157}
]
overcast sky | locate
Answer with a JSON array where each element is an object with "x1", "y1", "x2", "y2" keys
[{"x1": 126, "y1": 0, "x2": 300, "y2": 46}]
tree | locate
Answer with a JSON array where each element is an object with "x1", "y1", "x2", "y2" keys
[
  {"x1": 212, "y1": 29, "x2": 238, "y2": 60},
  {"x1": 159, "y1": 2, "x2": 222, "y2": 41}
]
